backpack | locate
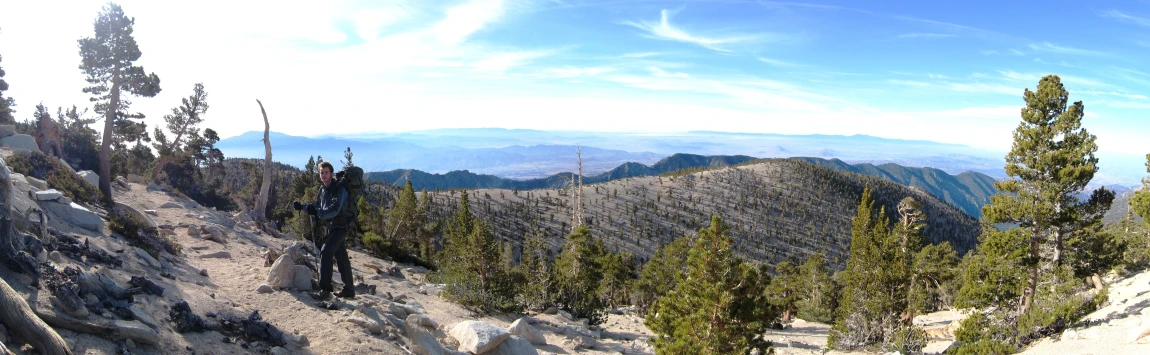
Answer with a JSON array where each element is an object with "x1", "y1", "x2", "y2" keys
[{"x1": 335, "y1": 165, "x2": 364, "y2": 220}]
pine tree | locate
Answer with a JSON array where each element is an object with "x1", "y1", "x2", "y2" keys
[
  {"x1": 0, "y1": 40, "x2": 16, "y2": 125},
  {"x1": 78, "y1": 3, "x2": 162, "y2": 205},
  {"x1": 908, "y1": 241, "x2": 960, "y2": 315},
  {"x1": 1130, "y1": 154, "x2": 1150, "y2": 224},
  {"x1": 152, "y1": 83, "x2": 207, "y2": 180},
  {"x1": 631, "y1": 235, "x2": 690, "y2": 315},
  {"x1": 796, "y1": 254, "x2": 837, "y2": 323},
  {"x1": 829, "y1": 186, "x2": 924, "y2": 352},
  {"x1": 553, "y1": 225, "x2": 608, "y2": 325},
  {"x1": 517, "y1": 229, "x2": 552, "y2": 311},
  {"x1": 646, "y1": 215, "x2": 775, "y2": 354},
  {"x1": 387, "y1": 180, "x2": 422, "y2": 251},
  {"x1": 766, "y1": 261, "x2": 802, "y2": 323},
  {"x1": 439, "y1": 218, "x2": 516, "y2": 313},
  {"x1": 597, "y1": 249, "x2": 636, "y2": 308},
  {"x1": 953, "y1": 75, "x2": 1112, "y2": 351}
]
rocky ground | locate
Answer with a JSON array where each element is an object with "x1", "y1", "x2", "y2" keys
[{"x1": 0, "y1": 162, "x2": 655, "y2": 354}]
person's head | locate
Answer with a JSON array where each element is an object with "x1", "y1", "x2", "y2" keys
[{"x1": 319, "y1": 161, "x2": 334, "y2": 186}]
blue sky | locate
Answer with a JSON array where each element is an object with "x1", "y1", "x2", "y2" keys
[{"x1": 0, "y1": 0, "x2": 1148, "y2": 162}]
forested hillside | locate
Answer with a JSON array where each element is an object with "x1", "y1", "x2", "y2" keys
[{"x1": 419, "y1": 158, "x2": 980, "y2": 270}]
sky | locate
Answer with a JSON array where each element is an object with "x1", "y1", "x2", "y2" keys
[{"x1": 0, "y1": 0, "x2": 1148, "y2": 160}]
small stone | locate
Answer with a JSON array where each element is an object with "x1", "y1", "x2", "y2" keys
[
  {"x1": 33, "y1": 189, "x2": 64, "y2": 201},
  {"x1": 257, "y1": 284, "x2": 274, "y2": 294},
  {"x1": 543, "y1": 307, "x2": 559, "y2": 315},
  {"x1": 144, "y1": 209, "x2": 158, "y2": 216},
  {"x1": 296, "y1": 334, "x2": 309, "y2": 347},
  {"x1": 200, "y1": 269, "x2": 209, "y2": 277}
]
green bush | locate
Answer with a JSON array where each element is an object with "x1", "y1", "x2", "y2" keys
[
  {"x1": 5, "y1": 150, "x2": 99, "y2": 205},
  {"x1": 109, "y1": 211, "x2": 181, "y2": 257}
]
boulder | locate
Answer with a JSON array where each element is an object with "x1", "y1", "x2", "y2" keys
[
  {"x1": 0, "y1": 134, "x2": 41, "y2": 153},
  {"x1": 406, "y1": 315, "x2": 447, "y2": 355},
  {"x1": 292, "y1": 265, "x2": 313, "y2": 291},
  {"x1": 26, "y1": 176, "x2": 48, "y2": 191},
  {"x1": 185, "y1": 225, "x2": 201, "y2": 237},
  {"x1": 41, "y1": 200, "x2": 104, "y2": 232},
  {"x1": 33, "y1": 189, "x2": 64, "y2": 201},
  {"x1": 127, "y1": 174, "x2": 145, "y2": 184},
  {"x1": 0, "y1": 125, "x2": 15, "y2": 138},
  {"x1": 487, "y1": 336, "x2": 539, "y2": 355},
  {"x1": 257, "y1": 284, "x2": 274, "y2": 294},
  {"x1": 77, "y1": 170, "x2": 99, "y2": 188},
  {"x1": 203, "y1": 224, "x2": 227, "y2": 243},
  {"x1": 49, "y1": 250, "x2": 63, "y2": 263},
  {"x1": 115, "y1": 202, "x2": 158, "y2": 229},
  {"x1": 134, "y1": 247, "x2": 160, "y2": 269},
  {"x1": 449, "y1": 321, "x2": 511, "y2": 354},
  {"x1": 508, "y1": 318, "x2": 546, "y2": 345},
  {"x1": 267, "y1": 255, "x2": 297, "y2": 289}
]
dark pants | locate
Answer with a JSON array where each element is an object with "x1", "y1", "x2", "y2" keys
[{"x1": 319, "y1": 226, "x2": 355, "y2": 295}]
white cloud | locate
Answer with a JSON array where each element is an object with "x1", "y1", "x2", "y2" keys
[
  {"x1": 896, "y1": 33, "x2": 956, "y2": 39},
  {"x1": 431, "y1": 0, "x2": 505, "y2": 46},
  {"x1": 1101, "y1": 10, "x2": 1150, "y2": 27},
  {"x1": 648, "y1": 67, "x2": 689, "y2": 78},
  {"x1": 624, "y1": 9, "x2": 761, "y2": 52},
  {"x1": 538, "y1": 66, "x2": 615, "y2": 78},
  {"x1": 1027, "y1": 42, "x2": 1113, "y2": 57},
  {"x1": 758, "y1": 57, "x2": 801, "y2": 68},
  {"x1": 470, "y1": 49, "x2": 555, "y2": 73}
]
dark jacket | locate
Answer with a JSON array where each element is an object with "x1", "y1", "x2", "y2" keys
[{"x1": 306, "y1": 182, "x2": 350, "y2": 228}]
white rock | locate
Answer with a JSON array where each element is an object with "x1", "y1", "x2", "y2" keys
[
  {"x1": 203, "y1": 224, "x2": 227, "y2": 243},
  {"x1": 33, "y1": 189, "x2": 64, "y2": 201},
  {"x1": 449, "y1": 321, "x2": 511, "y2": 354},
  {"x1": 144, "y1": 210, "x2": 158, "y2": 216},
  {"x1": 77, "y1": 170, "x2": 99, "y2": 187},
  {"x1": 1, "y1": 134, "x2": 41, "y2": 153},
  {"x1": 487, "y1": 335, "x2": 539, "y2": 355},
  {"x1": 293, "y1": 265, "x2": 313, "y2": 291},
  {"x1": 406, "y1": 316, "x2": 447, "y2": 355},
  {"x1": 267, "y1": 255, "x2": 297, "y2": 288},
  {"x1": 42, "y1": 201, "x2": 104, "y2": 232},
  {"x1": 134, "y1": 247, "x2": 160, "y2": 269},
  {"x1": 257, "y1": 284, "x2": 274, "y2": 294},
  {"x1": 508, "y1": 318, "x2": 547, "y2": 345}
]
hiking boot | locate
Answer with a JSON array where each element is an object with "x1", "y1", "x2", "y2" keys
[
  {"x1": 309, "y1": 291, "x2": 332, "y2": 301},
  {"x1": 335, "y1": 290, "x2": 356, "y2": 299}
]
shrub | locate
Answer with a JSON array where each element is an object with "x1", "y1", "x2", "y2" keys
[
  {"x1": 5, "y1": 150, "x2": 99, "y2": 205},
  {"x1": 109, "y1": 211, "x2": 181, "y2": 257}
]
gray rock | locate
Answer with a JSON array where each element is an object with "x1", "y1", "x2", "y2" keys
[
  {"x1": 203, "y1": 224, "x2": 227, "y2": 243},
  {"x1": 33, "y1": 189, "x2": 64, "y2": 201},
  {"x1": 0, "y1": 134, "x2": 40, "y2": 153},
  {"x1": 160, "y1": 202, "x2": 183, "y2": 209},
  {"x1": 267, "y1": 255, "x2": 297, "y2": 289},
  {"x1": 347, "y1": 316, "x2": 384, "y2": 334},
  {"x1": 381, "y1": 312, "x2": 406, "y2": 329},
  {"x1": 295, "y1": 333, "x2": 310, "y2": 347},
  {"x1": 129, "y1": 305, "x2": 160, "y2": 330},
  {"x1": 127, "y1": 174, "x2": 145, "y2": 184},
  {"x1": 257, "y1": 284, "x2": 274, "y2": 294},
  {"x1": 292, "y1": 265, "x2": 313, "y2": 291},
  {"x1": 0, "y1": 125, "x2": 15, "y2": 138},
  {"x1": 41, "y1": 201, "x2": 104, "y2": 232},
  {"x1": 270, "y1": 347, "x2": 291, "y2": 355},
  {"x1": 144, "y1": 210, "x2": 157, "y2": 216},
  {"x1": 26, "y1": 176, "x2": 48, "y2": 191},
  {"x1": 186, "y1": 225, "x2": 201, "y2": 237},
  {"x1": 116, "y1": 202, "x2": 158, "y2": 229},
  {"x1": 508, "y1": 318, "x2": 547, "y2": 345},
  {"x1": 58, "y1": 196, "x2": 72, "y2": 205},
  {"x1": 406, "y1": 314, "x2": 447, "y2": 355},
  {"x1": 49, "y1": 250, "x2": 63, "y2": 263},
  {"x1": 543, "y1": 307, "x2": 559, "y2": 315},
  {"x1": 407, "y1": 314, "x2": 439, "y2": 330},
  {"x1": 77, "y1": 170, "x2": 99, "y2": 188},
  {"x1": 449, "y1": 321, "x2": 511, "y2": 354},
  {"x1": 487, "y1": 335, "x2": 539, "y2": 355},
  {"x1": 112, "y1": 320, "x2": 160, "y2": 345},
  {"x1": 199, "y1": 251, "x2": 231, "y2": 259},
  {"x1": 199, "y1": 269, "x2": 209, "y2": 277},
  {"x1": 134, "y1": 247, "x2": 160, "y2": 269}
]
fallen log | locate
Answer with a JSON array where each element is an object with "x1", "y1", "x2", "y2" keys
[
  {"x1": 33, "y1": 306, "x2": 159, "y2": 346},
  {"x1": 0, "y1": 277, "x2": 72, "y2": 355}
]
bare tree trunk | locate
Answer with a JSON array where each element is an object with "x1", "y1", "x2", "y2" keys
[
  {"x1": 98, "y1": 79, "x2": 121, "y2": 207},
  {"x1": 0, "y1": 278, "x2": 72, "y2": 355},
  {"x1": 254, "y1": 100, "x2": 273, "y2": 225},
  {"x1": 1091, "y1": 274, "x2": 1104, "y2": 291}
]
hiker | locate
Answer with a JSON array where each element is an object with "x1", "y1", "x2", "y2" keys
[{"x1": 293, "y1": 161, "x2": 356, "y2": 300}]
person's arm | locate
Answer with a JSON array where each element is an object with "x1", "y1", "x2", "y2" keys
[
  {"x1": 303, "y1": 189, "x2": 321, "y2": 216},
  {"x1": 316, "y1": 187, "x2": 347, "y2": 220}
]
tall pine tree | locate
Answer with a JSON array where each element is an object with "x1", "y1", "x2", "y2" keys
[{"x1": 78, "y1": 3, "x2": 162, "y2": 205}]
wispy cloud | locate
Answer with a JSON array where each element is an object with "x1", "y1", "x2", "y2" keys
[
  {"x1": 431, "y1": 0, "x2": 505, "y2": 46},
  {"x1": 619, "y1": 52, "x2": 664, "y2": 58},
  {"x1": 888, "y1": 79, "x2": 932, "y2": 88},
  {"x1": 538, "y1": 66, "x2": 615, "y2": 78},
  {"x1": 1081, "y1": 90, "x2": 1149, "y2": 100},
  {"x1": 1027, "y1": 42, "x2": 1113, "y2": 57},
  {"x1": 1033, "y1": 57, "x2": 1076, "y2": 68},
  {"x1": 623, "y1": 9, "x2": 763, "y2": 52},
  {"x1": 648, "y1": 67, "x2": 689, "y2": 78},
  {"x1": 1101, "y1": 9, "x2": 1150, "y2": 27},
  {"x1": 896, "y1": 32, "x2": 956, "y2": 39},
  {"x1": 469, "y1": 49, "x2": 556, "y2": 73},
  {"x1": 948, "y1": 82, "x2": 1022, "y2": 96},
  {"x1": 758, "y1": 57, "x2": 802, "y2": 68},
  {"x1": 895, "y1": 16, "x2": 1014, "y2": 41}
]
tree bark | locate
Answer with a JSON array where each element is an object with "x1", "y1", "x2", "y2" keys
[
  {"x1": 99, "y1": 78, "x2": 121, "y2": 207},
  {"x1": 0, "y1": 278, "x2": 72, "y2": 355},
  {"x1": 255, "y1": 100, "x2": 273, "y2": 225}
]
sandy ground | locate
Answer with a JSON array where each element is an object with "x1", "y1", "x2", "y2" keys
[{"x1": 1, "y1": 177, "x2": 655, "y2": 355}]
